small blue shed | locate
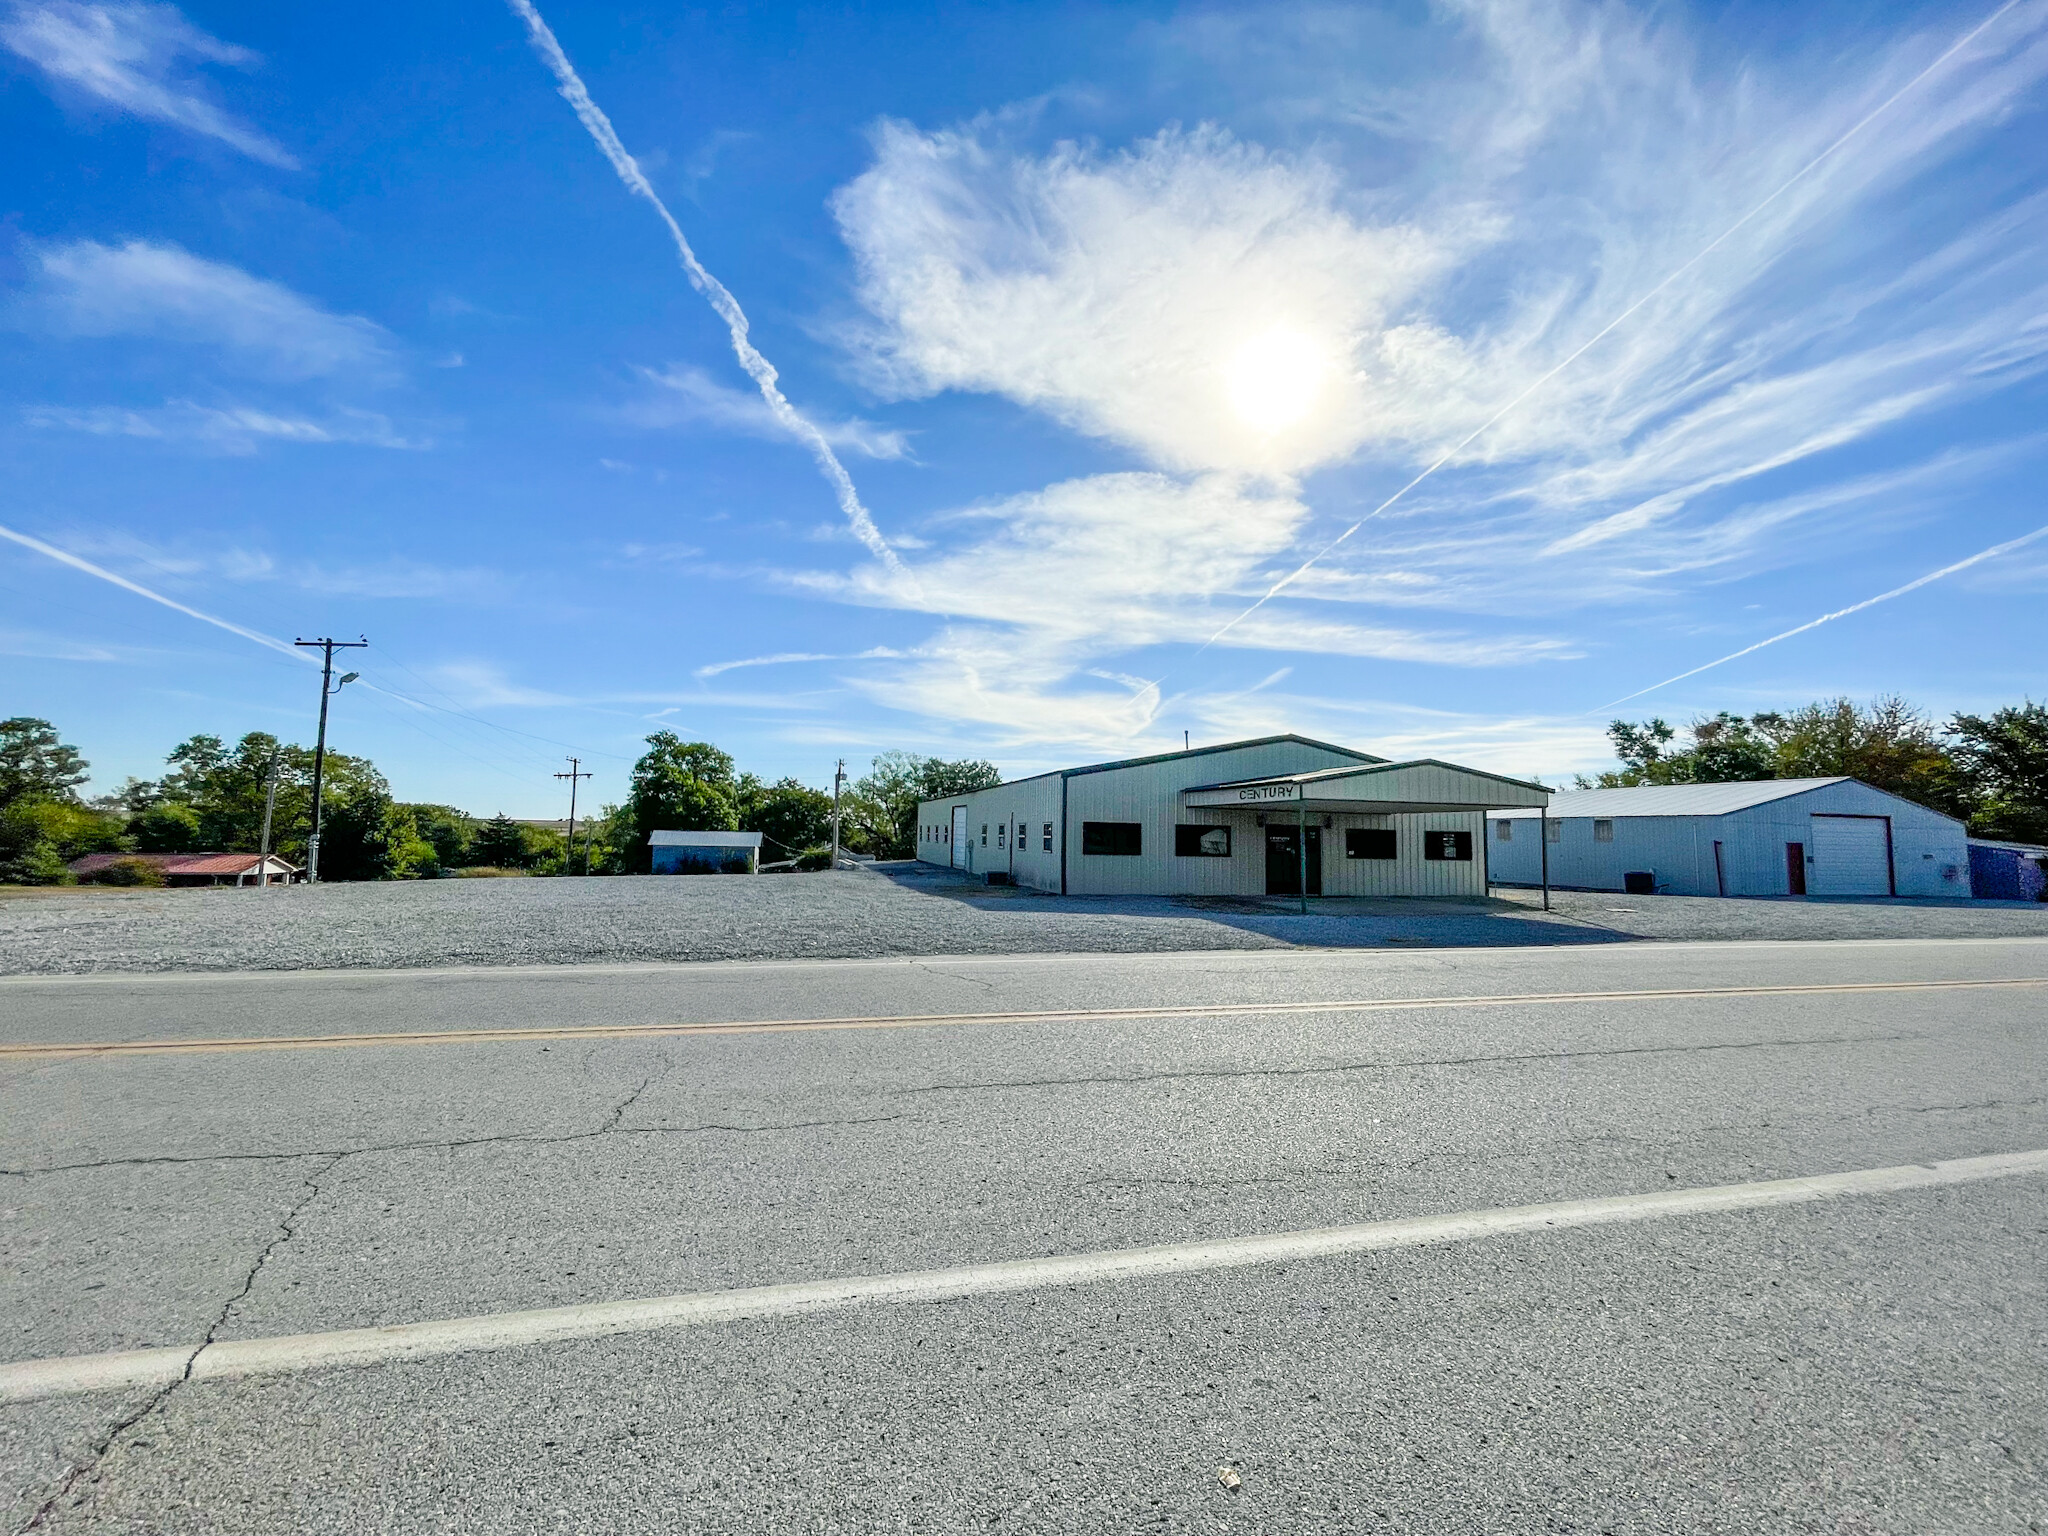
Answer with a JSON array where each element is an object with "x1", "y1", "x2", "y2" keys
[
  {"x1": 1968, "y1": 839, "x2": 2048, "y2": 901},
  {"x1": 649, "y1": 830, "x2": 762, "y2": 875}
]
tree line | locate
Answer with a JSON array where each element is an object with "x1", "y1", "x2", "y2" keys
[
  {"x1": 0, "y1": 717, "x2": 1002, "y2": 884},
  {"x1": 1587, "y1": 696, "x2": 2048, "y2": 844}
]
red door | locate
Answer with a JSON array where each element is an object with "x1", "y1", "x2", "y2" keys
[{"x1": 1785, "y1": 842, "x2": 1807, "y2": 896}]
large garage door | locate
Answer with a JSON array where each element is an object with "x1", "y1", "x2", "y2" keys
[{"x1": 1809, "y1": 815, "x2": 1891, "y2": 896}]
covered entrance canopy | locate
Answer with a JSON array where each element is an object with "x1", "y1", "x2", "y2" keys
[{"x1": 1181, "y1": 759, "x2": 1552, "y2": 909}]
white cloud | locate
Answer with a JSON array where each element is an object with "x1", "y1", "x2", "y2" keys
[
  {"x1": 833, "y1": 120, "x2": 1468, "y2": 479},
  {"x1": 21, "y1": 239, "x2": 391, "y2": 379},
  {"x1": 798, "y1": 0, "x2": 2048, "y2": 753},
  {"x1": 1, "y1": 1, "x2": 295, "y2": 167},
  {"x1": 624, "y1": 363, "x2": 911, "y2": 460},
  {"x1": 26, "y1": 399, "x2": 420, "y2": 453}
]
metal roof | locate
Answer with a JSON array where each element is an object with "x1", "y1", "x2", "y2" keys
[
  {"x1": 1190, "y1": 758, "x2": 1551, "y2": 796},
  {"x1": 66, "y1": 852, "x2": 293, "y2": 875},
  {"x1": 953, "y1": 734, "x2": 1386, "y2": 794},
  {"x1": 1489, "y1": 778, "x2": 1853, "y2": 819},
  {"x1": 647, "y1": 830, "x2": 762, "y2": 848}
]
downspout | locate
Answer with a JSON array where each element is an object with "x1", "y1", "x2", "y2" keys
[{"x1": 1059, "y1": 773, "x2": 1069, "y2": 896}]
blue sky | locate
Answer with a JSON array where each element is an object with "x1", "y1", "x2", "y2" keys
[{"x1": 3, "y1": 0, "x2": 2045, "y2": 816}]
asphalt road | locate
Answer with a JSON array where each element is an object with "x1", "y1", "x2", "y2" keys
[{"x1": 4, "y1": 938, "x2": 2046, "y2": 1533}]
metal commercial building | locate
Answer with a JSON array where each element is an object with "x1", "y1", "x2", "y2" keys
[
  {"x1": 916, "y1": 735, "x2": 1548, "y2": 898},
  {"x1": 1486, "y1": 779, "x2": 1969, "y2": 898}
]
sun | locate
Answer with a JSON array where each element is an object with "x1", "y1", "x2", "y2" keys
[{"x1": 1224, "y1": 328, "x2": 1328, "y2": 434}]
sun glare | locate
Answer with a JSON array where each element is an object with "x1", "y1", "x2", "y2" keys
[{"x1": 1224, "y1": 328, "x2": 1327, "y2": 434}]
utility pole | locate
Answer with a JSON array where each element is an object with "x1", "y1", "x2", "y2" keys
[
  {"x1": 258, "y1": 748, "x2": 280, "y2": 887},
  {"x1": 830, "y1": 758, "x2": 847, "y2": 870},
  {"x1": 555, "y1": 758, "x2": 592, "y2": 875},
  {"x1": 294, "y1": 637, "x2": 367, "y2": 883}
]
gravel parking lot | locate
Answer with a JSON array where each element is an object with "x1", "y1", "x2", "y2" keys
[{"x1": 2, "y1": 861, "x2": 2045, "y2": 975}]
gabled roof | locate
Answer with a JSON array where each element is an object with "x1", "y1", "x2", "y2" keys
[
  {"x1": 66, "y1": 852, "x2": 295, "y2": 875},
  {"x1": 922, "y1": 734, "x2": 1385, "y2": 799},
  {"x1": 1491, "y1": 778, "x2": 1857, "y2": 819},
  {"x1": 1191, "y1": 758, "x2": 1550, "y2": 796}
]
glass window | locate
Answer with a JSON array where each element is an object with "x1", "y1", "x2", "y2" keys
[
  {"x1": 1423, "y1": 830, "x2": 1473, "y2": 861},
  {"x1": 1495, "y1": 820, "x2": 1513, "y2": 841},
  {"x1": 1081, "y1": 821, "x2": 1142, "y2": 856},
  {"x1": 1345, "y1": 829, "x2": 1396, "y2": 859},
  {"x1": 1174, "y1": 824, "x2": 1232, "y2": 857},
  {"x1": 1042, "y1": 822, "x2": 1053, "y2": 852},
  {"x1": 1546, "y1": 820, "x2": 1560, "y2": 843},
  {"x1": 981, "y1": 824, "x2": 988, "y2": 846},
  {"x1": 1594, "y1": 819, "x2": 1614, "y2": 843}
]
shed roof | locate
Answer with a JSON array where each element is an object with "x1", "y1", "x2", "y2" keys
[
  {"x1": 647, "y1": 830, "x2": 762, "y2": 848},
  {"x1": 1490, "y1": 778, "x2": 1855, "y2": 819}
]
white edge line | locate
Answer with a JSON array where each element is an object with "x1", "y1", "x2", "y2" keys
[{"x1": 6, "y1": 1149, "x2": 2042, "y2": 1404}]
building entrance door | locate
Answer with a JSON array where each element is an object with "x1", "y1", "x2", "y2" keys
[
  {"x1": 951, "y1": 805, "x2": 969, "y2": 871},
  {"x1": 1266, "y1": 826, "x2": 1322, "y2": 896},
  {"x1": 1785, "y1": 841, "x2": 1807, "y2": 896}
]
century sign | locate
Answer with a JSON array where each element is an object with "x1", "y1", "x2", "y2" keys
[{"x1": 1183, "y1": 783, "x2": 1300, "y2": 807}]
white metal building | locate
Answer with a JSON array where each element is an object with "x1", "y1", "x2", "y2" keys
[
  {"x1": 1486, "y1": 779, "x2": 1969, "y2": 898},
  {"x1": 916, "y1": 735, "x2": 1549, "y2": 898}
]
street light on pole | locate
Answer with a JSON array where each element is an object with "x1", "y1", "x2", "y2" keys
[{"x1": 294, "y1": 636, "x2": 367, "y2": 883}]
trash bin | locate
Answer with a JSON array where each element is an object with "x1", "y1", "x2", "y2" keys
[{"x1": 1622, "y1": 870, "x2": 1656, "y2": 895}]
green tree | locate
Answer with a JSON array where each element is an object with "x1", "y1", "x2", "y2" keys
[
  {"x1": 470, "y1": 813, "x2": 533, "y2": 869},
  {"x1": 736, "y1": 775, "x2": 834, "y2": 862},
  {"x1": 618, "y1": 733, "x2": 740, "y2": 872},
  {"x1": 403, "y1": 804, "x2": 475, "y2": 869},
  {"x1": 0, "y1": 718, "x2": 89, "y2": 808},
  {"x1": 132, "y1": 802, "x2": 203, "y2": 852},
  {"x1": 1949, "y1": 701, "x2": 2048, "y2": 844},
  {"x1": 0, "y1": 797, "x2": 125, "y2": 884},
  {"x1": 848, "y1": 751, "x2": 1003, "y2": 859}
]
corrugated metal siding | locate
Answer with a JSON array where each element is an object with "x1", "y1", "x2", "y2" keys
[
  {"x1": 1063, "y1": 741, "x2": 1367, "y2": 896},
  {"x1": 1306, "y1": 762, "x2": 1548, "y2": 808},
  {"x1": 917, "y1": 774, "x2": 1063, "y2": 890},
  {"x1": 1485, "y1": 780, "x2": 1968, "y2": 897}
]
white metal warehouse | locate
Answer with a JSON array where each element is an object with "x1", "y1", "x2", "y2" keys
[
  {"x1": 916, "y1": 735, "x2": 1549, "y2": 899},
  {"x1": 1486, "y1": 779, "x2": 1969, "y2": 898}
]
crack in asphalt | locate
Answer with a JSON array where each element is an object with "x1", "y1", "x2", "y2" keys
[
  {"x1": 893, "y1": 1031, "x2": 1930, "y2": 1097},
  {"x1": 0, "y1": 1112, "x2": 904, "y2": 1180},
  {"x1": 15, "y1": 1154, "x2": 344, "y2": 1534}
]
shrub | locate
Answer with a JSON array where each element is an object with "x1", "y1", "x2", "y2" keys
[{"x1": 91, "y1": 857, "x2": 167, "y2": 887}]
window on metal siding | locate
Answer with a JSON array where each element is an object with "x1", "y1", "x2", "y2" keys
[
  {"x1": 1495, "y1": 820, "x2": 1513, "y2": 841},
  {"x1": 1594, "y1": 819, "x2": 1614, "y2": 842},
  {"x1": 1042, "y1": 822, "x2": 1053, "y2": 852},
  {"x1": 1345, "y1": 829, "x2": 1396, "y2": 859},
  {"x1": 1423, "y1": 830, "x2": 1472, "y2": 861},
  {"x1": 1174, "y1": 824, "x2": 1231, "y2": 857},
  {"x1": 1546, "y1": 820, "x2": 1561, "y2": 843},
  {"x1": 1082, "y1": 821, "x2": 1142, "y2": 856}
]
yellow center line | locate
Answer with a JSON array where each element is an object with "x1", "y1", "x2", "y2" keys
[{"x1": 2, "y1": 976, "x2": 2042, "y2": 1060}]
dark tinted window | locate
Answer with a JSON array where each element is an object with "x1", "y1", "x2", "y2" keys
[
  {"x1": 1082, "y1": 821, "x2": 1142, "y2": 856},
  {"x1": 1423, "y1": 830, "x2": 1472, "y2": 861},
  {"x1": 1042, "y1": 822, "x2": 1053, "y2": 852},
  {"x1": 1345, "y1": 828, "x2": 1396, "y2": 860},
  {"x1": 1175, "y1": 824, "x2": 1232, "y2": 857}
]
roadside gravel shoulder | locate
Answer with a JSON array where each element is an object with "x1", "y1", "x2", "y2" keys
[{"x1": 1, "y1": 862, "x2": 2045, "y2": 976}]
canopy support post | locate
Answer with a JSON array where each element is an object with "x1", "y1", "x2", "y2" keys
[
  {"x1": 1540, "y1": 808, "x2": 1551, "y2": 912},
  {"x1": 1298, "y1": 799, "x2": 1308, "y2": 915}
]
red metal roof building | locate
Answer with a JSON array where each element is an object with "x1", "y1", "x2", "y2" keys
[{"x1": 67, "y1": 852, "x2": 300, "y2": 886}]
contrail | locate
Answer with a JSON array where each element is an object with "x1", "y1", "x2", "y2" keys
[
  {"x1": 1597, "y1": 519, "x2": 2048, "y2": 710},
  {"x1": 1193, "y1": 0, "x2": 2025, "y2": 657},
  {"x1": 0, "y1": 521, "x2": 308, "y2": 663},
  {"x1": 505, "y1": 0, "x2": 906, "y2": 575}
]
